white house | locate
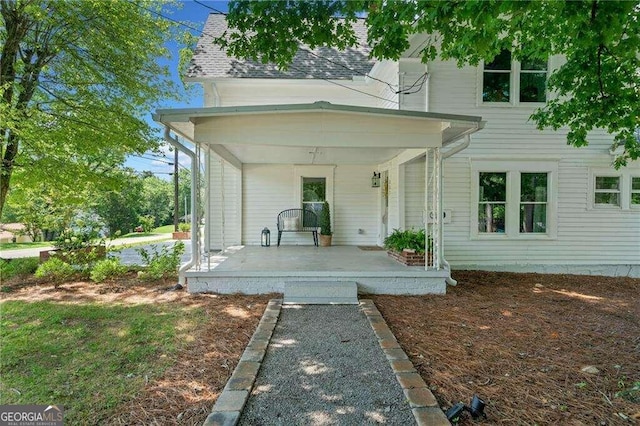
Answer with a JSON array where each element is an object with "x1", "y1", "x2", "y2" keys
[{"x1": 154, "y1": 14, "x2": 640, "y2": 294}]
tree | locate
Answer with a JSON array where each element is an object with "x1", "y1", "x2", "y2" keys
[
  {"x1": 217, "y1": 1, "x2": 640, "y2": 167},
  {"x1": 93, "y1": 172, "x2": 144, "y2": 236},
  {"x1": 140, "y1": 174, "x2": 173, "y2": 227},
  {"x1": 0, "y1": 0, "x2": 186, "y2": 216},
  {"x1": 5, "y1": 184, "x2": 83, "y2": 241}
]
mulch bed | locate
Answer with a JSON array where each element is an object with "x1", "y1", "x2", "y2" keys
[
  {"x1": 373, "y1": 271, "x2": 640, "y2": 425},
  {"x1": 3, "y1": 271, "x2": 638, "y2": 424}
]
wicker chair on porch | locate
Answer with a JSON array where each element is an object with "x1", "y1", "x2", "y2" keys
[{"x1": 276, "y1": 208, "x2": 319, "y2": 247}]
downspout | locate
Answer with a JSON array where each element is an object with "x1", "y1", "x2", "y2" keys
[
  {"x1": 164, "y1": 127, "x2": 198, "y2": 285},
  {"x1": 440, "y1": 132, "x2": 473, "y2": 286}
]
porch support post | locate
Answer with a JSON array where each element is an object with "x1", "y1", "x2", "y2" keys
[
  {"x1": 434, "y1": 147, "x2": 443, "y2": 270},
  {"x1": 425, "y1": 147, "x2": 442, "y2": 271}
]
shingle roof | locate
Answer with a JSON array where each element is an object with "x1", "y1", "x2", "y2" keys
[{"x1": 186, "y1": 13, "x2": 376, "y2": 80}]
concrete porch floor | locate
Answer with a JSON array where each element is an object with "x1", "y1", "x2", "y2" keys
[{"x1": 185, "y1": 245, "x2": 449, "y2": 295}]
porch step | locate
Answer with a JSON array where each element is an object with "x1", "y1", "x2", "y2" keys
[{"x1": 283, "y1": 281, "x2": 358, "y2": 305}]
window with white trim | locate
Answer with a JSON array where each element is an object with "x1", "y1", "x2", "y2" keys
[
  {"x1": 594, "y1": 176, "x2": 621, "y2": 206},
  {"x1": 631, "y1": 177, "x2": 640, "y2": 206},
  {"x1": 481, "y1": 49, "x2": 548, "y2": 105},
  {"x1": 302, "y1": 177, "x2": 326, "y2": 215},
  {"x1": 478, "y1": 172, "x2": 506, "y2": 233},
  {"x1": 472, "y1": 161, "x2": 557, "y2": 239},
  {"x1": 520, "y1": 173, "x2": 548, "y2": 233}
]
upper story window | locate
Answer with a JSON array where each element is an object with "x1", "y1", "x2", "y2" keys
[
  {"x1": 481, "y1": 49, "x2": 548, "y2": 105},
  {"x1": 482, "y1": 50, "x2": 512, "y2": 103}
]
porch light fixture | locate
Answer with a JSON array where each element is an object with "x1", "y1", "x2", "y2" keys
[
  {"x1": 371, "y1": 172, "x2": 381, "y2": 188},
  {"x1": 261, "y1": 227, "x2": 271, "y2": 247}
]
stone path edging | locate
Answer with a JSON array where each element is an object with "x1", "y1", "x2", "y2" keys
[
  {"x1": 203, "y1": 298, "x2": 450, "y2": 426},
  {"x1": 360, "y1": 299, "x2": 451, "y2": 426},
  {"x1": 202, "y1": 299, "x2": 282, "y2": 426}
]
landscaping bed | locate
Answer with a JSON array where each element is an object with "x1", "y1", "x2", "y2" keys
[
  {"x1": 373, "y1": 271, "x2": 640, "y2": 425},
  {"x1": 1, "y1": 271, "x2": 637, "y2": 424},
  {"x1": 1, "y1": 276, "x2": 273, "y2": 425}
]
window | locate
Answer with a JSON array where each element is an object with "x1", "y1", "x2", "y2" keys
[
  {"x1": 483, "y1": 50, "x2": 511, "y2": 103},
  {"x1": 632, "y1": 177, "x2": 640, "y2": 206},
  {"x1": 520, "y1": 173, "x2": 548, "y2": 233},
  {"x1": 594, "y1": 176, "x2": 621, "y2": 206},
  {"x1": 478, "y1": 172, "x2": 507, "y2": 233},
  {"x1": 302, "y1": 177, "x2": 326, "y2": 216},
  {"x1": 520, "y1": 58, "x2": 547, "y2": 103},
  {"x1": 472, "y1": 161, "x2": 557, "y2": 239},
  {"x1": 481, "y1": 49, "x2": 548, "y2": 105}
]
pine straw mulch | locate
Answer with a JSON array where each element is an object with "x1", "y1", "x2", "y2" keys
[
  {"x1": 3, "y1": 271, "x2": 638, "y2": 424},
  {"x1": 1, "y1": 274, "x2": 275, "y2": 425},
  {"x1": 372, "y1": 271, "x2": 640, "y2": 425}
]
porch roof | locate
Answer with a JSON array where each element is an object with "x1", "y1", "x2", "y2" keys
[{"x1": 153, "y1": 101, "x2": 484, "y2": 164}]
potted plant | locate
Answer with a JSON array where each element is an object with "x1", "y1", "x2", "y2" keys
[
  {"x1": 318, "y1": 201, "x2": 332, "y2": 247},
  {"x1": 383, "y1": 228, "x2": 433, "y2": 266},
  {"x1": 172, "y1": 222, "x2": 191, "y2": 240}
]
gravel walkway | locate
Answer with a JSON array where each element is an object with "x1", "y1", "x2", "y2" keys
[{"x1": 239, "y1": 305, "x2": 415, "y2": 425}]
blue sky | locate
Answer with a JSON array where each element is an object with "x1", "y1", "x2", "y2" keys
[{"x1": 124, "y1": 1, "x2": 229, "y2": 177}]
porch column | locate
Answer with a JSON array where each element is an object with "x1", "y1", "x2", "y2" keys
[{"x1": 425, "y1": 147, "x2": 442, "y2": 271}]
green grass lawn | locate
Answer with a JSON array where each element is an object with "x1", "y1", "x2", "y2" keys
[
  {"x1": 0, "y1": 300, "x2": 205, "y2": 424},
  {"x1": 119, "y1": 225, "x2": 174, "y2": 239},
  {"x1": 0, "y1": 241, "x2": 51, "y2": 251},
  {"x1": 153, "y1": 225, "x2": 175, "y2": 234}
]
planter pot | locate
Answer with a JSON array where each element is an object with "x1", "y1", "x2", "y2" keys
[
  {"x1": 39, "y1": 246, "x2": 106, "y2": 264},
  {"x1": 387, "y1": 249, "x2": 432, "y2": 267},
  {"x1": 172, "y1": 232, "x2": 191, "y2": 240},
  {"x1": 319, "y1": 234, "x2": 332, "y2": 247}
]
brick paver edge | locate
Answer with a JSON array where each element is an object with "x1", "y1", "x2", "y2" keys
[
  {"x1": 202, "y1": 298, "x2": 283, "y2": 426},
  {"x1": 359, "y1": 299, "x2": 451, "y2": 426}
]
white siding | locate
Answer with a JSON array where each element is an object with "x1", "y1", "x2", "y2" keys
[
  {"x1": 208, "y1": 153, "x2": 242, "y2": 250},
  {"x1": 242, "y1": 164, "x2": 379, "y2": 246},
  {"x1": 425, "y1": 58, "x2": 639, "y2": 266},
  {"x1": 404, "y1": 158, "x2": 425, "y2": 229}
]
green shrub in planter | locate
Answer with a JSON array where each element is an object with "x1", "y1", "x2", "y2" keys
[
  {"x1": 319, "y1": 201, "x2": 332, "y2": 236},
  {"x1": 178, "y1": 222, "x2": 191, "y2": 232},
  {"x1": 90, "y1": 258, "x2": 128, "y2": 283},
  {"x1": 383, "y1": 228, "x2": 432, "y2": 254}
]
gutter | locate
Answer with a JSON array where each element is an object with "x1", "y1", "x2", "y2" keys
[
  {"x1": 164, "y1": 127, "x2": 199, "y2": 285},
  {"x1": 439, "y1": 131, "x2": 475, "y2": 286}
]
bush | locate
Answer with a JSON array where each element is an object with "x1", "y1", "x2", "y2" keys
[
  {"x1": 138, "y1": 215, "x2": 155, "y2": 233},
  {"x1": 178, "y1": 222, "x2": 191, "y2": 232},
  {"x1": 136, "y1": 242, "x2": 185, "y2": 281},
  {"x1": 383, "y1": 228, "x2": 432, "y2": 254},
  {"x1": 35, "y1": 258, "x2": 75, "y2": 287},
  {"x1": 90, "y1": 258, "x2": 128, "y2": 283},
  {"x1": 0, "y1": 257, "x2": 39, "y2": 280}
]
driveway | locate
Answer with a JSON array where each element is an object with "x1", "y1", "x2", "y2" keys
[{"x1": 0, "y1": 234, "x2": 172, "y2": 260}]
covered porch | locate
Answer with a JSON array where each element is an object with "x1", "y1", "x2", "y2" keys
[
  {"x1": 188, "y1": 245, "x2": 450, "y2": 295},
  {"x1": 153, "y1": 101, "x2": 484, "y2": 294}
]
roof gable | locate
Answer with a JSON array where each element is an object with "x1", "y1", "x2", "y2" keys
[{"x1": 186, "y1": 14, "x2": 376, "y2": 80}]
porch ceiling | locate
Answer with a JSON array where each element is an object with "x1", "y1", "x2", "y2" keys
[{"x1": 153, "y1": 101, "x2": 484, "y2": 164}]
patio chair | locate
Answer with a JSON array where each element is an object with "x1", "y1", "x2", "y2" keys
[{"x1": 276, "y1": 208, "x2": 319, "y2": 247}]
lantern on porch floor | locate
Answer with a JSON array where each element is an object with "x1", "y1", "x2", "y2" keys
[{"x1": 261, "y1": 227, "x2": 271, "y2": 247}]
